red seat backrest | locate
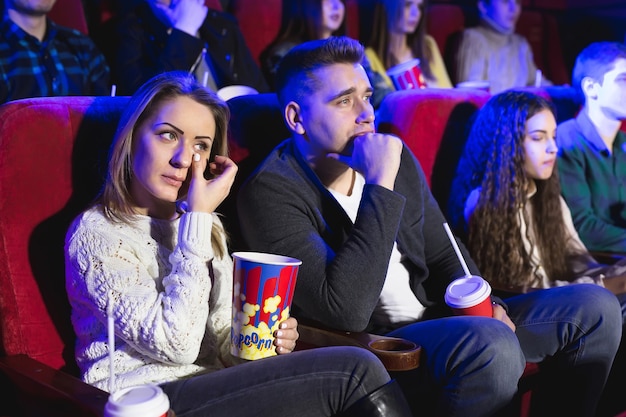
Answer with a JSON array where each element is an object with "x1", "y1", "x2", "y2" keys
[
  {"x1": 0, "y1": 97, "x2": 128, "y2": 373},
  {"x1": 376, "y1": 88, "x2": 490, "y2": 185},
  {"x1": 516, "y1": 10, "x2": 543, "y2": 71},
  {"x1": 48, "y1": 0, "x2": 89, "y2": 34},
  {"x1": 229, "y1": 0, "x2": 282, "y2": 65},
  {"x1": 229, "y1": 0, "x2": 358, "y2": 65},
  {"x1": 426, "y1": 4, "x2": 465, "y2": 60},
  {"x1": 205, "y1": 0, "x2": 223, "y2": 10},
  {"x1": 345, "y1": 0, "x2": 360, "y2": 41},
  {"x1": 516, "y1": 11, "x2": 569, "y2": 85},
  {"x1": 376, "y1": 88, "x2": 490, "y2": 213}
]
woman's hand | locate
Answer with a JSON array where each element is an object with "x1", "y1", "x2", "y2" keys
[
  {"x1": 274, "y1": 317, "x2": 299, "y2": 355},
  {"x1": 186, "y1": 154, "x2": 238, "y2": 213}
]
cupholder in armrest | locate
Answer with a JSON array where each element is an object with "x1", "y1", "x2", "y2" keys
[
  {"x1": 366, "y1": 337, "x2": 421, "y2": 371},
  {"x1": 368, "y1": 338, "x2": 418, "y2": 352},
  {"x1": 296, "y1": 322, "x2": 422, "y2": 371}
]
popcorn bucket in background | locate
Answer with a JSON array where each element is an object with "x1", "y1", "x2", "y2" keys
[
  {"x1": 230, "y1": 252, "x2": 301, "y2": 360},
  {"x1": 386, "y1": 58, "x2": 427, "y2": 90}
]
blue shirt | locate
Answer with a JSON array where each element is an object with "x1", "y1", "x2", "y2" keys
[
  {"x1": 557, "y1": 111, "x2": 626, "y2": 252},
  {"x1": 0, "y1": 14, "x2": 110, "y2": 104}
]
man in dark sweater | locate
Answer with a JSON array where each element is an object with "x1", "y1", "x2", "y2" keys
[
  {"x1": 237, "y1": 36, "x2": 622, "y2": 417},
  {"x1": 111, "y1": 0, "x2": 268, "y2": 96}
]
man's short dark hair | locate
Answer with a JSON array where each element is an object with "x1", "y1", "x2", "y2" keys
[
  {"x1": 572, "y1": 41, "x2": 626, "y2": 100},
  {"x1": 275, "y1": 36, "x2": 365, "y2": 106}
]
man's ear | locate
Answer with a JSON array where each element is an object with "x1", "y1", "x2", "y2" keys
[
  {"x1": 285, "y1": 101, "x2": 306, "y2": 135},
  {"x1": 581, "y1": 76, "x2": 598, "y2": 100}
]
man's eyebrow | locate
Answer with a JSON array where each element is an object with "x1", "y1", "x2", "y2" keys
[
  {"x1": 328, "y1": 86, "x2": 374, "y2": 101},
  {"x1": 328, "y1": 87, "x2": 356, "y2": 101}
]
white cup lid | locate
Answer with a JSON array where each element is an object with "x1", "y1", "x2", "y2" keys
[
  {"x1": 105, "y1": 384, "x2": 170, "y2": 417},
  {"x1": 386, "y1": 58, "x2": 421, "y2": 75},
  {"x1": 455, "y1": 81, "x2": 490, "y2": 90},
  {"x1": 216, "y1": 85, "x2": 259, "y2": 101},
  {"x1": 232, "y1": 251, "x2": 302, "y2": 266},
  {"x1": 445, "y1": 276, "x2": 491, "y2": 308}
]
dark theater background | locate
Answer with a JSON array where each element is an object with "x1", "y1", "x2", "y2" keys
[{"x1": 1, "y1": 0, "x2": 625, "y2": 87}]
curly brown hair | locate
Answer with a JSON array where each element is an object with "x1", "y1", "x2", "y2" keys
[{"x1": 449, "y1": 90, "x2": 582, "y2": 288}]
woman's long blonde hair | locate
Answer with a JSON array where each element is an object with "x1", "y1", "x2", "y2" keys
[{"x1": 100, "y1": 71, "x2": 230, "y2": 257}]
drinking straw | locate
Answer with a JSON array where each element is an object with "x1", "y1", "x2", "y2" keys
[
  {"x1": 202, "y1": 71, "x2": 209, "y2": 88},
  {"x1": 535, "y1": 69, "x2": 542, "y2": 88},
  {"x1": 443, "y1": 222, "x2": 472, "y2": 277},
  {"x1": 107, "y1": 293, "x2": 116, "y2": 393}
]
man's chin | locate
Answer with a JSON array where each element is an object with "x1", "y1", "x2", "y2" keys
[{"x1": 13, "y1": 7, "x2": 52, "y2": 17}]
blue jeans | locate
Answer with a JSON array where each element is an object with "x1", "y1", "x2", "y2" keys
[
  {"x1": 387, "y1": 284, "x2": 622, "y2": 417},
  {"x1": 597, "y1": 292, "x2": 626, "y2": 417},
  {"x1": 160, "y1": 346, "x2": 391, "y2": 417}
]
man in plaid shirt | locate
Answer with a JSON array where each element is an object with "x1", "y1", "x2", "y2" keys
[
  {"x1": 557, "y1": 42, "x2": 626, "y2": 253},
  {"x1": 0, "y1": 0, "x2": 110, "y2": 104}
]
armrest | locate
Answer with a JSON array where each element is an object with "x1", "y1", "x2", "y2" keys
[
  {"x1": 296, "y1": 324, "x2": 421, "y2": 372},
  {"x1": 491, "y1": 284, "x2": 543, "y2": 299},
  {"x1": 590, "y1": 251, "x2": 624, "y2": 265},
  {"x1": 0, "y1": 354, "x2": 108, "y2": 417}
]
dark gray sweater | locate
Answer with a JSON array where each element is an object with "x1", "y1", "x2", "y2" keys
[{"x1": 238, "y1": 139, "x2": 481, "y2": 333}]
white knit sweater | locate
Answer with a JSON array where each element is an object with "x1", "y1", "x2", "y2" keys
[{"x1": 65, "y1": 206, "x2": 238, "y2": 392}]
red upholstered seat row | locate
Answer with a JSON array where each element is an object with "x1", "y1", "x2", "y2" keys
[{"x1": 0, "y1": 86, "x2": 592, "y2": 416}]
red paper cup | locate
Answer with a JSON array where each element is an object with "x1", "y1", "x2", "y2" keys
[
  {"x1": 386, "y1": 58, "x2": 427, "y2": 90},
  {"x1": 104, "y1": 384, "x2": 170, "y2": 417},
  {"x1": 231, "y1": 252, "x2": 301, "y2": 360},
  {"x1": 445, "y1": 275, "x2": 493, "y2": 317}
]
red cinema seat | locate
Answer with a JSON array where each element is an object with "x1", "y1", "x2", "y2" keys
[
  {"x1": 229, "y1": 0, "x2": 282, "y2": 65},
  {"x1": 48, "y1": 0, "x2": 89, "y2": 34},
  {"x1": 426, "y1": 3, "x2": 466, "y2": 61}
]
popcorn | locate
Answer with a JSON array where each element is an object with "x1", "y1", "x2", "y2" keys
[{"x1": 230, "y1": 252, "x2": 301, "y2": 360}]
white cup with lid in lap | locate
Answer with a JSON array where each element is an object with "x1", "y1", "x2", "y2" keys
[{"x1": 104, "y1": 384, "x2": 170, "y2": 417}]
